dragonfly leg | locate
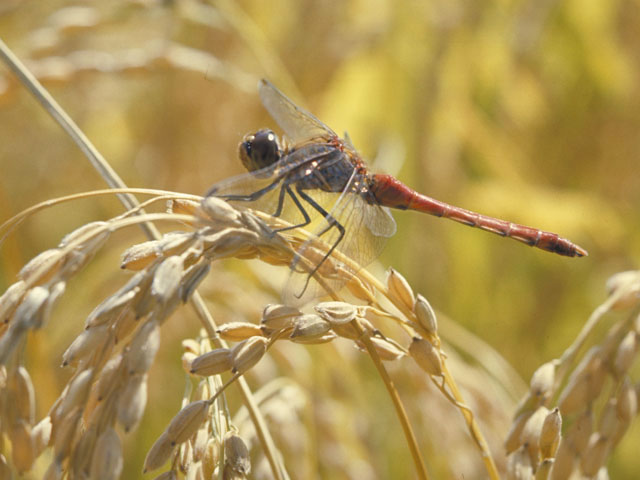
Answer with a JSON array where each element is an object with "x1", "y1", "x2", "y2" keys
[
  {"x1": 211, "y1": 177, "x2": 314, "y2": 235},
  {"x1": 294, "y1": 189, "x2": 346, "y2": 298},
  {"x1": 272, "y1": 181, "x2": 287, "y2": 217},
  {"x1": 206, "y1": 177, "x2": 282, "y2": 202},
  {"x1": 271, "y1": 185, "x2": 312, "y2": 233}
]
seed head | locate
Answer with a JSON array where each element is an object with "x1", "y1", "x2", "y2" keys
[{"x1": 409, "y1": 337, "x2": 442, "y2": 376}]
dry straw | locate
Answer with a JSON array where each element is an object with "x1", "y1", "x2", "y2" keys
[
  {"x1": 6, "y1": 186, "x2": 638, "y2": 479},
  {"x1": 504, "y1": 271, "x2": 640, "y2": 479},
  {"x1": 1, "y1": 34, "x2": 639, "y2": 480},
  {"x1": 0, "y1": 190, "x2": 491, "y2": 479}
]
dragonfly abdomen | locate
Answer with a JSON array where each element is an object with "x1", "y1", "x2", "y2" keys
[{"x1": 369, "y1": 174, "x2": 587, "y2": 257}]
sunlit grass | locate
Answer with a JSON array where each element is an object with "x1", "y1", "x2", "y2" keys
[{"x1": 1, "y1": 0, "x2": 639, "y2": 478}]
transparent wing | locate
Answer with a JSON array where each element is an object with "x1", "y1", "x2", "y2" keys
[
  {"x1": 365, "y1": 204, "x2": 397, "y2": 238},
  {"x1": 259, "y1": 79, "x2": 336, "y2": 145},
  {"x1": 205, "y1": 162, "x2": 310, "y2": 228},
  {"x1": 206, "y1": 162, "x2": 279, "y2": 198},
  {"x1": 207, "y1": 163, "x2": 397, "y2": 305},
  {"x1": 282, "y1": 180, "x2": 397, "y2": 305}
]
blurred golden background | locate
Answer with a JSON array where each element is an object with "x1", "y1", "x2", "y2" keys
[{"x1": 1, "y1": 0, "x2": 639, "y2": 478}]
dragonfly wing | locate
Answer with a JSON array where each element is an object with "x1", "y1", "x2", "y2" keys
[
  {"x1": 206, "y1": 162, "x2": 278, "y2": 197},
  {"x1": 330, "y1": 192, "x2": 395, "y2": 266},
  {"x1": 282, "y1": 177, "x2": 393, "y2": 304},
  {"x1": 343, "y1": 131, "x2": 356, "y2": 150},
  {"x1": 259, "y1": 79, "x2": 336, "y2": 145},
  {"x1": 365, "y1": 205, "x2": 397, "y2": 238},
  {"x1": 205, "y1": 162, "x2": 308, "y2": 228}
]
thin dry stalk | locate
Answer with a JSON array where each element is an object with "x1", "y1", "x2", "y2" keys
[
  {"x1": 269, "y1": 217, "x2": 500, "y2": 478},
  {"x1": 0, "y1": 37, "x2": 286, "y2": 480},
  {"x1": 0, "y1": 187, "x2": 498, "y2": 479}
]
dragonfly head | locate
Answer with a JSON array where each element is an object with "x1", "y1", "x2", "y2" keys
[{"x1": 239, "y1": 129, "x2": 282, "y2": 173}]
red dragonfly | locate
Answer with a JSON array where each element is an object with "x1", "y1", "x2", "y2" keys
[{"x1": 208, "y1": 79, "x2": 587, "y2": 302}]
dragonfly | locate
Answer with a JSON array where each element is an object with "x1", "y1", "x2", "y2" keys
[{"x1": 207, "y1": 79, "x2": 587, "y2": 303}]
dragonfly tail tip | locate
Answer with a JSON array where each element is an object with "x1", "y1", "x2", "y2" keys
[{"x1": 575, "y1": 245, "x2": 589, "y2": 257}]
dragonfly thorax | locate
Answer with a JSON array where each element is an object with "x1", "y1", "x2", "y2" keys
[{"x1": 239, "y1": 129, "x2": 282, "y2": 173}]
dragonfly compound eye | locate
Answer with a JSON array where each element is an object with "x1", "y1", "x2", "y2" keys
[{"x1": 239, "y1": 129, "x2": 281, "y2": 172}]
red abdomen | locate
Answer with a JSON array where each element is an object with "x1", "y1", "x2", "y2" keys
[{"x1": 369, "y1": 174, "x2": 587, "y2": 257}]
